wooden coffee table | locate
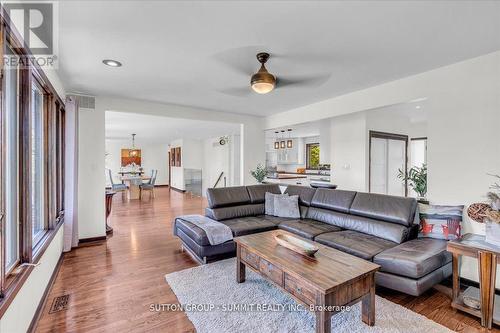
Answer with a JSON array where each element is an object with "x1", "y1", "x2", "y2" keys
[{"x1": 234, "y1": 230, "x2": 380, "y2": 333}]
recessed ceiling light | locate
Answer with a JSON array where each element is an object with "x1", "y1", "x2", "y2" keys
[
  {"x1": 102, "y1": 59, "x2": 122, "y2": 67},
  {"x1": 415, "y1": 105, "x2": 421, "y2": 109}
]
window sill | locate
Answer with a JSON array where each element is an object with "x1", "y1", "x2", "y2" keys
[{"x1": 0, "y1": 218, "x2": 64, "y2": 318}]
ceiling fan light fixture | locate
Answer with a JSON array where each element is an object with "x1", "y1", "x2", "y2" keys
[
  {"x1": 251, "y1": 71, "x2": 275, "y2": 94},
  {"x1": 251, "y1": 52, "x2": 276, "y2": 94}
]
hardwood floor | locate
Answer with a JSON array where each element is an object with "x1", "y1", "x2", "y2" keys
[{"x1": 35, "y1": 187, "x2": 496, "y2": 332}]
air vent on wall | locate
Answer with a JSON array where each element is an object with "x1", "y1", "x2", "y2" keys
[{"x1": 67, "y1": 93, "x2": 96, "y2": 109}]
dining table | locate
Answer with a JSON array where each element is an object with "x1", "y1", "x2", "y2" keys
[{"x1": 120, "y1": 175, "x2": 151, "y2": 200}]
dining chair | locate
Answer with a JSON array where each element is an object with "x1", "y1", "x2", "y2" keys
[
  {"x1": 140, "y1": 169, "x2": 158, "y2": 199},
  {"x1": 107, "y1": 169, "x2": 129, "y2": 200}
]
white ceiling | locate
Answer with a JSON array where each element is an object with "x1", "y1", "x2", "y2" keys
[
  {"x1": 105, "y1": 111, "x2": 240, "y2": 144},
  {"x1": 59, "y1": 1, "x2": 500, "y2": 116},
  {"x1": 265, "y1": 99, "x2": 428, "y2": 137}
]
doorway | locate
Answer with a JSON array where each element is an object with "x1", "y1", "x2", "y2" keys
[{"x1": 369, "y1": 131, "x2": 408, "y2": 196}]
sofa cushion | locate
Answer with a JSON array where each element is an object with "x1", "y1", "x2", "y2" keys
[
  {"x1": 310, "y1": 188, "x2": 357, "y2": 213},
  {"x1": 314, "y1": 230, "x2": 397, "y2": 260},
  {"x1": 205, "y1": 204, "x2": 264, "y2": 221},
  {"x1": 206, "y1": 186, "x2": 250, "y2": 208},
  {"x1": 247, "y1": 184, "x2": 281, "y2": 204},
  {"x1": 259, "y1": 215, "x2": 298, "y2": 225},
  {"x1": 373, "y1": 238, "x2": 451, "y2": 279},
  {"x1": 220, "y1": 216, "x2": 278, "y2": 236},
  {"x1": 284, "y1": 185, "x2": 316, "y2": 206},
  {"x1": 279, "y1": 219, "x2": 342, "y2": 240},
  {"x1": 418, "y1": 204, "x2": 464, "y2": 240},
  {"x1": 306, "y1": 206, "x2": 409, "y2": 243},
  {"x1": 265, "y1": 192, "x2": 284, "y2": 215},
  {"x1": 274, "y1": 195, "x2": 300, "y2": 218},
  {"x1": 349, "y1": 192, "x2": 417, "y2": 227}
]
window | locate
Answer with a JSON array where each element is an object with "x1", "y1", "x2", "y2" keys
[
  {"x1": 31, "y1": 82, "x2": 47, "y2": 245},
  {"x1": 0, "y1": 19, "x2": 65, "y2": 314},
  {"x1": 410, "y1": 137, "x2": 427, "y2": 168},
  {"x1": 5, "y1": 45, "x2": 20, "y2": 273},
  {"x1": 306, "y1": 143, "x2": 320, "y2": 169}
]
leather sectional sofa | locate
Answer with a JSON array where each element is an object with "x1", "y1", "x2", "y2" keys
[{"x1": 173, "y1": 184, "x2": 452, "y2": 296}]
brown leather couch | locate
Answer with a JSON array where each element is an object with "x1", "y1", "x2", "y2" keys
[{"x1": 173, "y1": 184, "x2": 451, "y2": 296}]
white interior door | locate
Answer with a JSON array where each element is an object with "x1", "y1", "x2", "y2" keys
[
  {"x1": 370, "y1": 134, "x2": 407, "y2": 196},
  {"x1": 387, "y1": 140, "x2": 406, "y2": 196}
]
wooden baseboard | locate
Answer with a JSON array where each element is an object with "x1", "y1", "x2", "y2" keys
[
  {"x1": 170, "y1": 186, "x2": 185, "y2": 193},
  {"x1": 155, "y1": 184, "x2": 169, "y2": 188},
  {"x1": 78, "y1": 236, "x2": 107, "y2": 246},
  {"x1": 27, "y1": 252, "x2": 65, "y2": 333}
]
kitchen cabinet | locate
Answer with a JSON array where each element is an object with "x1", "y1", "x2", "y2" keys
[{"x1": 277, "y1": 138, "x2": 304, "y2": 164}]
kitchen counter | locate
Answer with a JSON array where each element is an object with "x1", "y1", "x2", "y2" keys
[
  {"x1": 266, "y1": 175, "x2": 307, "y2": 180},
  {"x1": 276, "y1": 170, "x2": 330, "y2": 176}
]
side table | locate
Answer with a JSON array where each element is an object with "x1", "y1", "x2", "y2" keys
[{"x1": 447, "y1": 233, "x2": 500, "y2": 329}]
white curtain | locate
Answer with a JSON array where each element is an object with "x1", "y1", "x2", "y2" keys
[{"x1": 63, "y1": 96, "x2": 79, "y2": 251}]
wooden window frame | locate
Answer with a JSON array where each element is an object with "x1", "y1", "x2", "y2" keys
[{"x1": 0, "y1": 7, "x2": 65, "y2": 318}]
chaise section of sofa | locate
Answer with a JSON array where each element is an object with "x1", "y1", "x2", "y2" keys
[{"x1": 373, "y1": 238, "x2": 452, "y2": 296}]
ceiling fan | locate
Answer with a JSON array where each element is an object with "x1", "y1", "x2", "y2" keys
[{"x1": 217, "y1": 51, "x2": 331, "y2": 96}]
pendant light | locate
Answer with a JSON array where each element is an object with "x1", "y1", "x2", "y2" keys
[
  {"x1": 274, "y1": 131, "x2": 279, "y2": 149},
  {"x1": 286, "y1": 129, "x2": 293, "y2": 148},
  {"x1": 280, "y1": 130, "x2": 286, "y2": 149},
  {"x1": 129, "y1": 133, "x2": 140, "y2": 157}
]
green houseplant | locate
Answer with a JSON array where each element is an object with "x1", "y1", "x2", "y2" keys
[
  {"x1": 398, "y1": 164, "x2": 427, "y2": 199},
  {"x1": 250, "y1": 164, "x2": 267, "y2": 183}
]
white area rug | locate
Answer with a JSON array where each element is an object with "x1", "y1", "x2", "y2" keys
[{"x1": 165, "y1": 258, "x2": 452, "y2": 333}]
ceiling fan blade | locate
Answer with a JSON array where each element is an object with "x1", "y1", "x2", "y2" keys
[
  {"x1": 212, "y1": 46, "x2": 264, "y2": 76},
  {"x1": 277, "y1": 74, "x2": 331, "y2": 89},
  {"x1": 217, "y1": 87, "x2": 252, "y2": 97}
]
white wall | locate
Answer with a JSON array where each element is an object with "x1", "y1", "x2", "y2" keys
[
  {"x1": 78, "y1": 105, "x2": 106, "y2": 240},
  {"x1": 330, "y1": 113, "x2": 368, "y2": 192},
  {"x1": 105, "y1": 139, "x2": 170, "y2": 186},
  {"x1": 265, "y1": 51, "x2": 500, "y2": 284},
  {"x1": 203, "y1": 137, "x2": 231, "y2": 196}
]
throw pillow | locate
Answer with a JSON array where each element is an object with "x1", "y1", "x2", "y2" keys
[
  {"x1": 418, "y1": 203, "x2": 464, "y2": 240},
  {"x1": 274, "y1": 194, "x2": 300, "y2": 219},
  {"x1": 265, "y1": 192, "x2": 287, "y2": 216}
]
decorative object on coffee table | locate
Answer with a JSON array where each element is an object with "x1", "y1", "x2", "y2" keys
[
  {"x1": 235, "y1": 230, "x2": 380, "y2": 333},
  {"x1": 447, "y1": 233, "x2": 500, "y2": 329},
  {"x1": 274, "y1": 233, "x2": 319, "y2": 257}
]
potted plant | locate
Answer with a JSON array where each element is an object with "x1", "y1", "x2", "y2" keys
[
  {"x1": 398, "y1": 164, "x2": 427, "y2": 202},
  {"x1": 250, "y1": 164, "x2": 267, "y2": 183}
]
